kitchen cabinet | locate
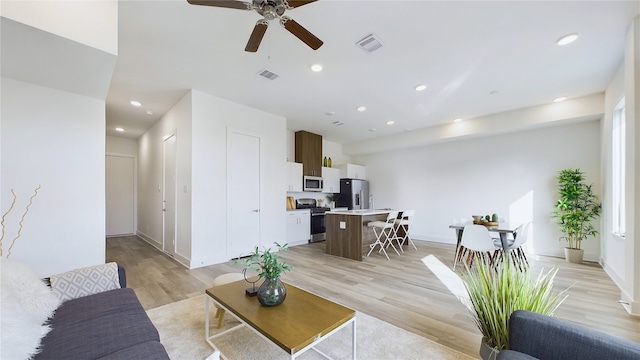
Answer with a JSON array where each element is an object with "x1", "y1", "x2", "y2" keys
[
  {"x1": 286, "y1": 209, "x2": 310, "y2": 246},
  {"x1": 322, "y1": 166, "x2": 340, "y2": 193},
  {"x1": 287, "y1": 162, "x2": 303, "y2": 192},
  {"x1": 338, "y1": 163, "x2": 367, "y2": 180},
  {"x1": 295, "y1": 131, "x2": 322, "y2": 177}
]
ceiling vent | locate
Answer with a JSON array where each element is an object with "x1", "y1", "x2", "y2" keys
[
  {"x1": 356, "y1": 34, "x2": 383, "y2": 53},
  {"x1": 257, "y1": 68, "x2": 279, "y2": 80}
]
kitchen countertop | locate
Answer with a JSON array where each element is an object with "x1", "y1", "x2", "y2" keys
[{"x1": 326, "y1": 209, "x2": 393, "y2": 216}]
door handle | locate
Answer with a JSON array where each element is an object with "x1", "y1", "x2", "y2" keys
[{"x1": 252, "y1": 209, "x2": 260, "y2": 212}]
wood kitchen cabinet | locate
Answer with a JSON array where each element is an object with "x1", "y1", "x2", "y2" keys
[
  {"x1": 287, "y1": 161, "x2": 303, "y2": 192},
  {"x1": 322, "y1": 166, "x2": 340, "y2": 193},
  {"x1": 295, "y1": 131, "x2": 322, "y2": 177},
  {"x1": 286, "y1": 209, "x2": 310, "y2": 246},
  {"x1": 338, "y1": 163, "x2": 367, "y2": 180}
]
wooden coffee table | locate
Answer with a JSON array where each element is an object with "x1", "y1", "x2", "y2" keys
[{"x1": 205, "y1": 279, "x2": 356, "y2": 360}]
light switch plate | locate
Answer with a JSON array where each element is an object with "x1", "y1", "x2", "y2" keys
[{"x1": 340, "y1": 221, "x2": 346, "y2": 229}]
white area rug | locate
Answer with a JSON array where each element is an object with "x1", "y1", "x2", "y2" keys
[{"x1": 147, "y1": 295, "x2": 475, "y2": 360}]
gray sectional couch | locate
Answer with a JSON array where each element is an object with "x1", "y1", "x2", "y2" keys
[
  {"x1": 35, "y1": 266, "x2": 169, "y2": 360},
  {"x1": 497, "y1": 310, "x2": 640, "y2": 360}
]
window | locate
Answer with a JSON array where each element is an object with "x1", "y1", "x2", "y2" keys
[{"x1": 612, "y1": 97, "x2": 625, "y2": 235}]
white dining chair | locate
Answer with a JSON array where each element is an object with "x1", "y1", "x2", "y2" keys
[
  {"x1": 453, "y1": 224, "x2": 499, "y2": 271},
  {"x1": 495, "y1": 222, "x2": 530, "y2": 271},
  {"x1": 367, "y1": 211, "x2": 400, "y2": 260}
]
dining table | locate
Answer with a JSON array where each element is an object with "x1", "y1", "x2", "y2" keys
[{"x1": 449, "y1": 223, "x2": 518, "y2": 255}]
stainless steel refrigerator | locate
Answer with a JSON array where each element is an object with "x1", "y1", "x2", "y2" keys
[{"x1": 337, "y1": 179, "x2": 369, "y2": 210}]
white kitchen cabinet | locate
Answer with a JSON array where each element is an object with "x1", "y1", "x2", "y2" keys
[
  {"x1": 322, "y1": 166, "x2": 341, "y2": 193},
  {"x1": 338, "y1": 163, "x2": 367, "y2": 180},
  {"x1": 286, "y1": 209, "x2": 310, "y2": 246},
  {"x1": 287, "y1": 162, "x2": 303, "y2": 192}
]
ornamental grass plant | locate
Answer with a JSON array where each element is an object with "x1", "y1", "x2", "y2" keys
[{"x1": 461, "y1": 254, "x2": 568, "y2": 351}]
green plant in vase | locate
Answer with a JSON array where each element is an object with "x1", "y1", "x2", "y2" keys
[
  {"x1": 326, "y1": 193, "x2": 340, "y2": 208},
  {"x1": 242, "y1": 242, "x2": 291, "y2": 306}
]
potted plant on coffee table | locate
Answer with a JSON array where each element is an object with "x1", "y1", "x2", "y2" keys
[
  {"x1": 461, "y1": 255, "x2": 568, "y2": 359},
  {"x1": 551, "y1": 168, "x2": 601, "y2": 263},
  {"x1": 242, "y1": 242, "x2": 291, "y2": 306}
]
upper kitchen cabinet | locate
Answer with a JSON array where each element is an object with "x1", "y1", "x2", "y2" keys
[
  {"x1": 295, "y1": 131, "x2": 322, "y2": 177},
  {"x1": 287, "y1": 161, "x2": 303, "y2": 192},
  {"x1": 338, "y1": 164, "x2": 367, "y2": 180},
  {"x1": 322, "y1": 167, "x2": 340, "y2": 193}
]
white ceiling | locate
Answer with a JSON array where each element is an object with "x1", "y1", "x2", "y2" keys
[{"x1": 106, "y1": 0, "x2": 639, "y2": 144}]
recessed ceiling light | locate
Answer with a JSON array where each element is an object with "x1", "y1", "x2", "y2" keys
[
  {"x1": 357, "y1": 106, "x2": 366, "y2": 112},
  {"x1": 386, "y1": 120, "x2": 395, "y2": 125},
  {"x1": 553, "y1": 97, "x2": 567, "y2": 103},
  {"x1": 115, "y1": 127, "x2": 124, "y2": 132},
  {"x1": 453, "y1": 118, "x2": 463, "y2": 123},
  {"x1": 556, "y1": 33, "x2": 578, "y2": 46},
  {"x1": 130, "y1": 100, "x2": 142, "y2": 107},
  {"x1": 415, "y1": 85, "x2": 427, "y2": 92},
  {"x1": 146, "y1": 110, "x2": 154, "y2": 115},
  {"x1": 310, "y1": 64, "x2": 323, "y2": 72},
  {"x1": 369, "y1": 128, "x2": 377, "y2": 132},
  {"x1": 325, "y1": 111, "x2": 335, "y2": 116},
  {"x1": 489, "y1": 90, "x2": 499, "y2": 95}
]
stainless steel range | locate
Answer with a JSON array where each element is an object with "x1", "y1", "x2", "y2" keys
[{"x1": 295, "y1": 198, "x2": 331, "y2": 243}]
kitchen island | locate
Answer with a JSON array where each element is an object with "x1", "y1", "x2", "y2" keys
[{"x1": 325, "y1": 209, "x2": 396, "y2": 261}]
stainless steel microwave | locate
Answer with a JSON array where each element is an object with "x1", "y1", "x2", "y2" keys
[{"x1": 303, "y1": 176, "x2": 323, "y2": 192}]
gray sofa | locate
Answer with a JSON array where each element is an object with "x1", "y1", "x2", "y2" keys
[
  {"x1": 34, "y1": 265, "x2": 169, "y2": 360},
  {"x1": 497, "y1": 310, "x2": 640, "y2": 360}
]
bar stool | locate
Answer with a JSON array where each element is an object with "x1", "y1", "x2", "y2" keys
[
  {"x1": 211, "y1": 273, "x2": 244, "y2": 328},
  {"x1": 367, "y1": 211, "x2": 400, "y2": 260},
  {"x1": 396, "y1": 210, "x2": 417, "y2": 251}
]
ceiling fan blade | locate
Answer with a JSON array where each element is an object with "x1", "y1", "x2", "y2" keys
[
  {"x1": 285, "y1": 0, "x2": 318, "y2": 9},
  {"x1": 281, "y1": 17, "x2": 323, "y2": 50},
  {"x1": 186, "y1": 0, "x2": 252, "y2": 10},
  {"x1": 245, "y1": 21, "x2": 269, "y2": 52}
]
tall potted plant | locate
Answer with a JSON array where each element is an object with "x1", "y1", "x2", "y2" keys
[
  {"x1": 462, "y1": 256, "x2": 568, "y2": 359},
  {"x1": 551, "y1": 168, "x2": 601, "y2": 263}
]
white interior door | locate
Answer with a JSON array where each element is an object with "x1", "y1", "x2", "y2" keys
[
  {"x1": 105, "y1": 155, "x2": 135, "y2": 236},
  {"x1": 163, "y1": 133, "x2": 177, "y2": 257},
  {"x1": 228, "y1": 130, "x2": 261, "y2": 258}
]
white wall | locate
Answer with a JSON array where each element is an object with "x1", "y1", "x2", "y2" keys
[
  {"x1": 137, "y1": 92, "x2": 192, "y2": 265},
  {"x1": 190, "y1": 90, "x2": 287, "y2": 267},
  {"x1": 601, "y1": 61, "x2": 627, "y2": 286},
  {"x1": 0, "y1": 0, "x2": 118, "y2": 55},
  {"x1": 106, "y1": 136, "x2": 138, "y2": 156},
  {"x1": 353, "y1": 120, "x2": 601, "y2": 261},
  {"x1": 136, "y1": 90, "x2": 287, "y2": 268},
  {"x1": 1, "y1": 78, "x2": 107, "y2": 277}
]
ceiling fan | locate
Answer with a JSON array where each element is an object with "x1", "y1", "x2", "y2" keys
[{"x1": 187, "y1": 0, "x2": 323, "y2": 52}]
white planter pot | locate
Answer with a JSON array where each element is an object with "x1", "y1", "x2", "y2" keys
[{"x1": 564, "y1": 248, "x2": 584, "y2": 264}]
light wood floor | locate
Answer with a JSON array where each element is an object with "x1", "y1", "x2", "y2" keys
[{"x1": 107, "y1": 236, "x2": 639, "y2": 358}]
